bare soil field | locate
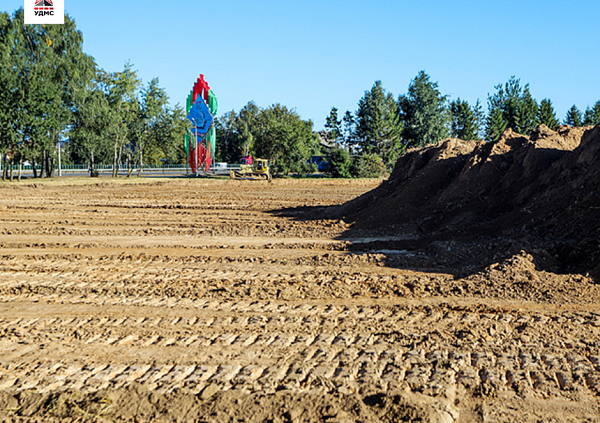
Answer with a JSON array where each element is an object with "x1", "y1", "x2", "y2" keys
[{"x1": 0, "y1": 175, "x2": 599, "y2": 422}]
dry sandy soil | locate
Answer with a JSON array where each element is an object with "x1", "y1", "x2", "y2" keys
[{"x1": 0, "y1": 176, "x2": 599, "y2": 422}]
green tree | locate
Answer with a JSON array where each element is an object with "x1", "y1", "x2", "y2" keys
[
  {"x1": 341, "y1": 110, "x2": 356, "y2": 152},
  {"x1": 537, "y1": 99, "x2": 559, "y2": 130},
  {"x1": 515, "y1": 85, "x2": 538, "y2": 134},
  {"x1": 10, "y1": 12, "x2": 62, "y2": 177},
  {"x1": 486, "y1": 107, "x2": 508, "y2": 142},
  {"x1": 69, "y1": 83, "x2": 113, "y2": 175},
  {"x1": 564, "y1": 105, "x2": 583, "y2": 127},
  {"x1": 327, "y1": 147, "x2": 351, "y2": 178},
  {"x1": 355, "y1": 81, "x2": 403, "y2": 166},
  {"x1": 486, "y1": 76, "x2": 538, "y2": 140},
  {"x1": 583, "y1": 101, "x2": 600, "y2": 126},
  {"x1": 351, "y1": 153, "x2": 387, "y2": 178},
  {"x1": 237, "y1": 102, "x2": 260, "y2": 157},
  {"x1": 398, "y1": 71, "x2": 449, "y2": 148},
  {"x1": 0, "y1": 11, "x2": 17, "y2": 180},
  {"x1": 151, "y1": 105, "x2": 188, "y2": 165},
  {"x1": 0, "y1": 8, "x2": 185, "y2": 179},
  {"x1": 214, "y1": 110, "x2": 241, "y2": 163},
  {"x1": 3, "y1": 10, "x2": 95, "y2": 179},
  {"x1": 128, "y1": 77, "x2": 169, "y2": 175},
  {"x1": 253, "y1": 104, "x2": 319, "y2": 175},
  {"x1": 324, "y1": 107, "x2": 342, "y2": 146},
  {"x1": 46, "y1": 15, "x2": 96, "y2": 176},
  {"x1": 450, "y1": 98, "x2": 481, "y2": 140},
  {"x1": 97, "y1": 63, "x2": 142, "y2": 177},
  {"x1": 473, "y1": 100, "x2": 485, "y2": 136},
  {"x1": 215, "y1": 101, "x2": 261, "y2": 164}
]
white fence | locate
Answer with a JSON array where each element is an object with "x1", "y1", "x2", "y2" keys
[{"x1": 1, "y1": 163, "x2": 241, "y2": 177}]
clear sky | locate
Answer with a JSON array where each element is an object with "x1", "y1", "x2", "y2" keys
[{"x1": 3, "y1": 0, "x2": 600, "y2": 129}]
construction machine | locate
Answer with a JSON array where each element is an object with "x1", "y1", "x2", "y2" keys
[{"x1": 230, "y1": 158, "x2": 272, "y2": 181}]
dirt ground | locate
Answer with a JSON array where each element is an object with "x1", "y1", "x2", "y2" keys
[{"x1": 0, "y1": 177, "x2": 599, "y2": 422}]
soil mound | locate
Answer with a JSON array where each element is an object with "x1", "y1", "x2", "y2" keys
[{"x1": 334, "y1": 124, "x2": 600, "y2": 278}]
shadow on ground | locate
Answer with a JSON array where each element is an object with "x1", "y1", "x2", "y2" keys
[{"x1": 269, "y1": 124, "x2": 600, "y2": 282}]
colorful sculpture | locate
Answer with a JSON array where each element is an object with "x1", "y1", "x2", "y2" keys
[{"x1": 185, "y1": 75, "x2": 218, "y2": 173}]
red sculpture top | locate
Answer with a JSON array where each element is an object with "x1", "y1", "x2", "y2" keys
[{"x1": 193, "y1": 75, "x2": 210, "y2": 106}]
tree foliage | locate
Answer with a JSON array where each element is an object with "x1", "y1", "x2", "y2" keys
[
  {"x1": 450, "y1": 98, "x2": 483, "y2": 140},
  {"x1": 565, "y1": 105, "x2": 583, "y2": 127},
  {"x1": 486, "y1": 76, "x2": 539, "y2": 141},
  {"x1": 324, "y1": 107, "x2": 342, "y2": 146},
  {"x1": 68, "y1": 83, "x2": 113, "y2": 171},
  {"x1": 96, "y1": 64, "x2": 141, "y2": 176},
  {"x1": 351, "y1": 153, "x2": 387, "y2": 179},
  {"x1": 6, "y1": 5, "x2": 599, "y2": 184},
  {"x1": 254, "y1": 104, "x2": 320, "y2": 175},
  {"x1": 584, "y1": 101, "x2": 600, "y2": 126},
  {"x1": 0, "y1": 9, "x2": 188, "y2": 180},
  {"x1": 215, "y1": 101, "x2": 260, "y2": 164},
  {"x1": 216, "y1": 102, "x2": 319, "y2": 176},
  {"x1": 398, "y1": 71, "x2": 449, "y2": 149},
  {"x1": 327, "y1": 147, "x2": 352, "y2": 178},
  {"x1": 537, "y1": 99, "x2": 559, "y2": 130},
  {"x1": 355, "y1": 81, "x2": 403, "y2": 166},
  {"x1": 339, "y1": 111, "x2": 357, "y2": 153},
  {"x1": 0, "y1": 10, "x2": 96, "y2": 178}
]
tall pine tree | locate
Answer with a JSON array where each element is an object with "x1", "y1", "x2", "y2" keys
[
  {"x1": 324, "y1": 107, "x2": 342, "y2": 145},
  {"x1": 341, "y1": 111, "x2": 356, "y2": 153},
  {"x1": 355, "y1": 81, "x2": 403, "y2": 166},
  {"x1": 537, "y1": 99, "x2": 559, "y2": 130},
  {"x1": 486, "y1": 76, "x2": 539, "y2": 141},
  {"x1": 515, "y1": 85, "x2": 538, "y2": 134},
  {"x1": 583, "y1": 101, "x2": 600, "y2": 126},
  {"x1": 486, "y1": 107, "x2": 508, "y2": 142},
  {"x1": 450, "y1": 98, "x2": 482, "y2": 140},
  {"x1": 564, "y1": 105, "x2": 583, "y2": 127}
]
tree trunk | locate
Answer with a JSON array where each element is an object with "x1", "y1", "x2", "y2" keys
[
  {"x1": 137, "y1": 142, "x2": 144, "y2": 177},
  {"x1": 18, "y1": 156, "x2": 22, "y2": 181},
  {"x1": 9, "y1": 157, "x2": 13, "y2": 181},
  {"x1": 46, "y1": 155, "x2": 54, "y2": 178},
  {"x1": 118, "y1": 146, "x2": 123, "y2": 174},
  {"x1": 32, "y1": 158, "x2": 38, "y2": 179},
  {"x1": 126, "y1": 153, "x2": 133, "y2": 178},
  {"x1": 113, "y1": 141, "x2": 118, "y2": 177},
  {"x1": 2, "y1": 154, "x2": 6, "y2": 181},
  {"x1": 57, "y1": 140, "x2": 62, "y2": 177},
  {"x1": 89, "y1": 150, "x2": 95, "y2": 177},
  {"x1": 40, "y1": 150, "x2": 46, "y2": 178}
]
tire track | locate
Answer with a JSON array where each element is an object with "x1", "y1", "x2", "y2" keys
[
  {"x1": 1, "y1": 179, "x2": 599, "y2": 422},
  {"x1": 1, "y1": 301, "x2": 599, "y2": 400}
]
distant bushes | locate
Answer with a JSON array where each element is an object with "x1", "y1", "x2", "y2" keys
[{"x1": 327, "y1": 148, "x2": 388, "y2": 179}]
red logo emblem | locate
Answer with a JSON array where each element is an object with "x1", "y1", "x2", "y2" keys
[{"x1": 34, "y1": 0, "x2": 54, "y2": 11}]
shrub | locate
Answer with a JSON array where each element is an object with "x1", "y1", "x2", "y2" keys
[
  {"x1": 298, "y1": 161, "x2": 319, "y2": 177},
  {"x1": 351, "y1": 153, "x2": 387, "y2": 178},
  {"x1": 327, "y1": 148, "x2": 352, "y2": 178}
]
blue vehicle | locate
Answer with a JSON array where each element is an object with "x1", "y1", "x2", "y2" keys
[{"x1": 310, "y1": 156, "x2": 329, "y2": 172}]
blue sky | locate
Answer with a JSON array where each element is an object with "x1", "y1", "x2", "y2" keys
[{"x1": 3, "y1": 0, "x2": 600, "y2": 129}]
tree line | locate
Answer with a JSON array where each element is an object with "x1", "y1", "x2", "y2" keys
[
  {"x1": 0, "y1": 9, "x2": 188, "y2": 181},
  {"x1": 3, "y1": 6, "x2": 599, "y2": 181},
  {"x1": 322, "y1": 72, "x2": 600, "y2": 177}
]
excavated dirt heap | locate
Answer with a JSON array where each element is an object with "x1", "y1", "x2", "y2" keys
[{"x1": 335, "y1": 124, "x2": 600, "y2": 278}]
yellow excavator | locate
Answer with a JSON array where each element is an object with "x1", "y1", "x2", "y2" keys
[{"x1": 230, "y1": 157, "x2": 272, "y2": 181}]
